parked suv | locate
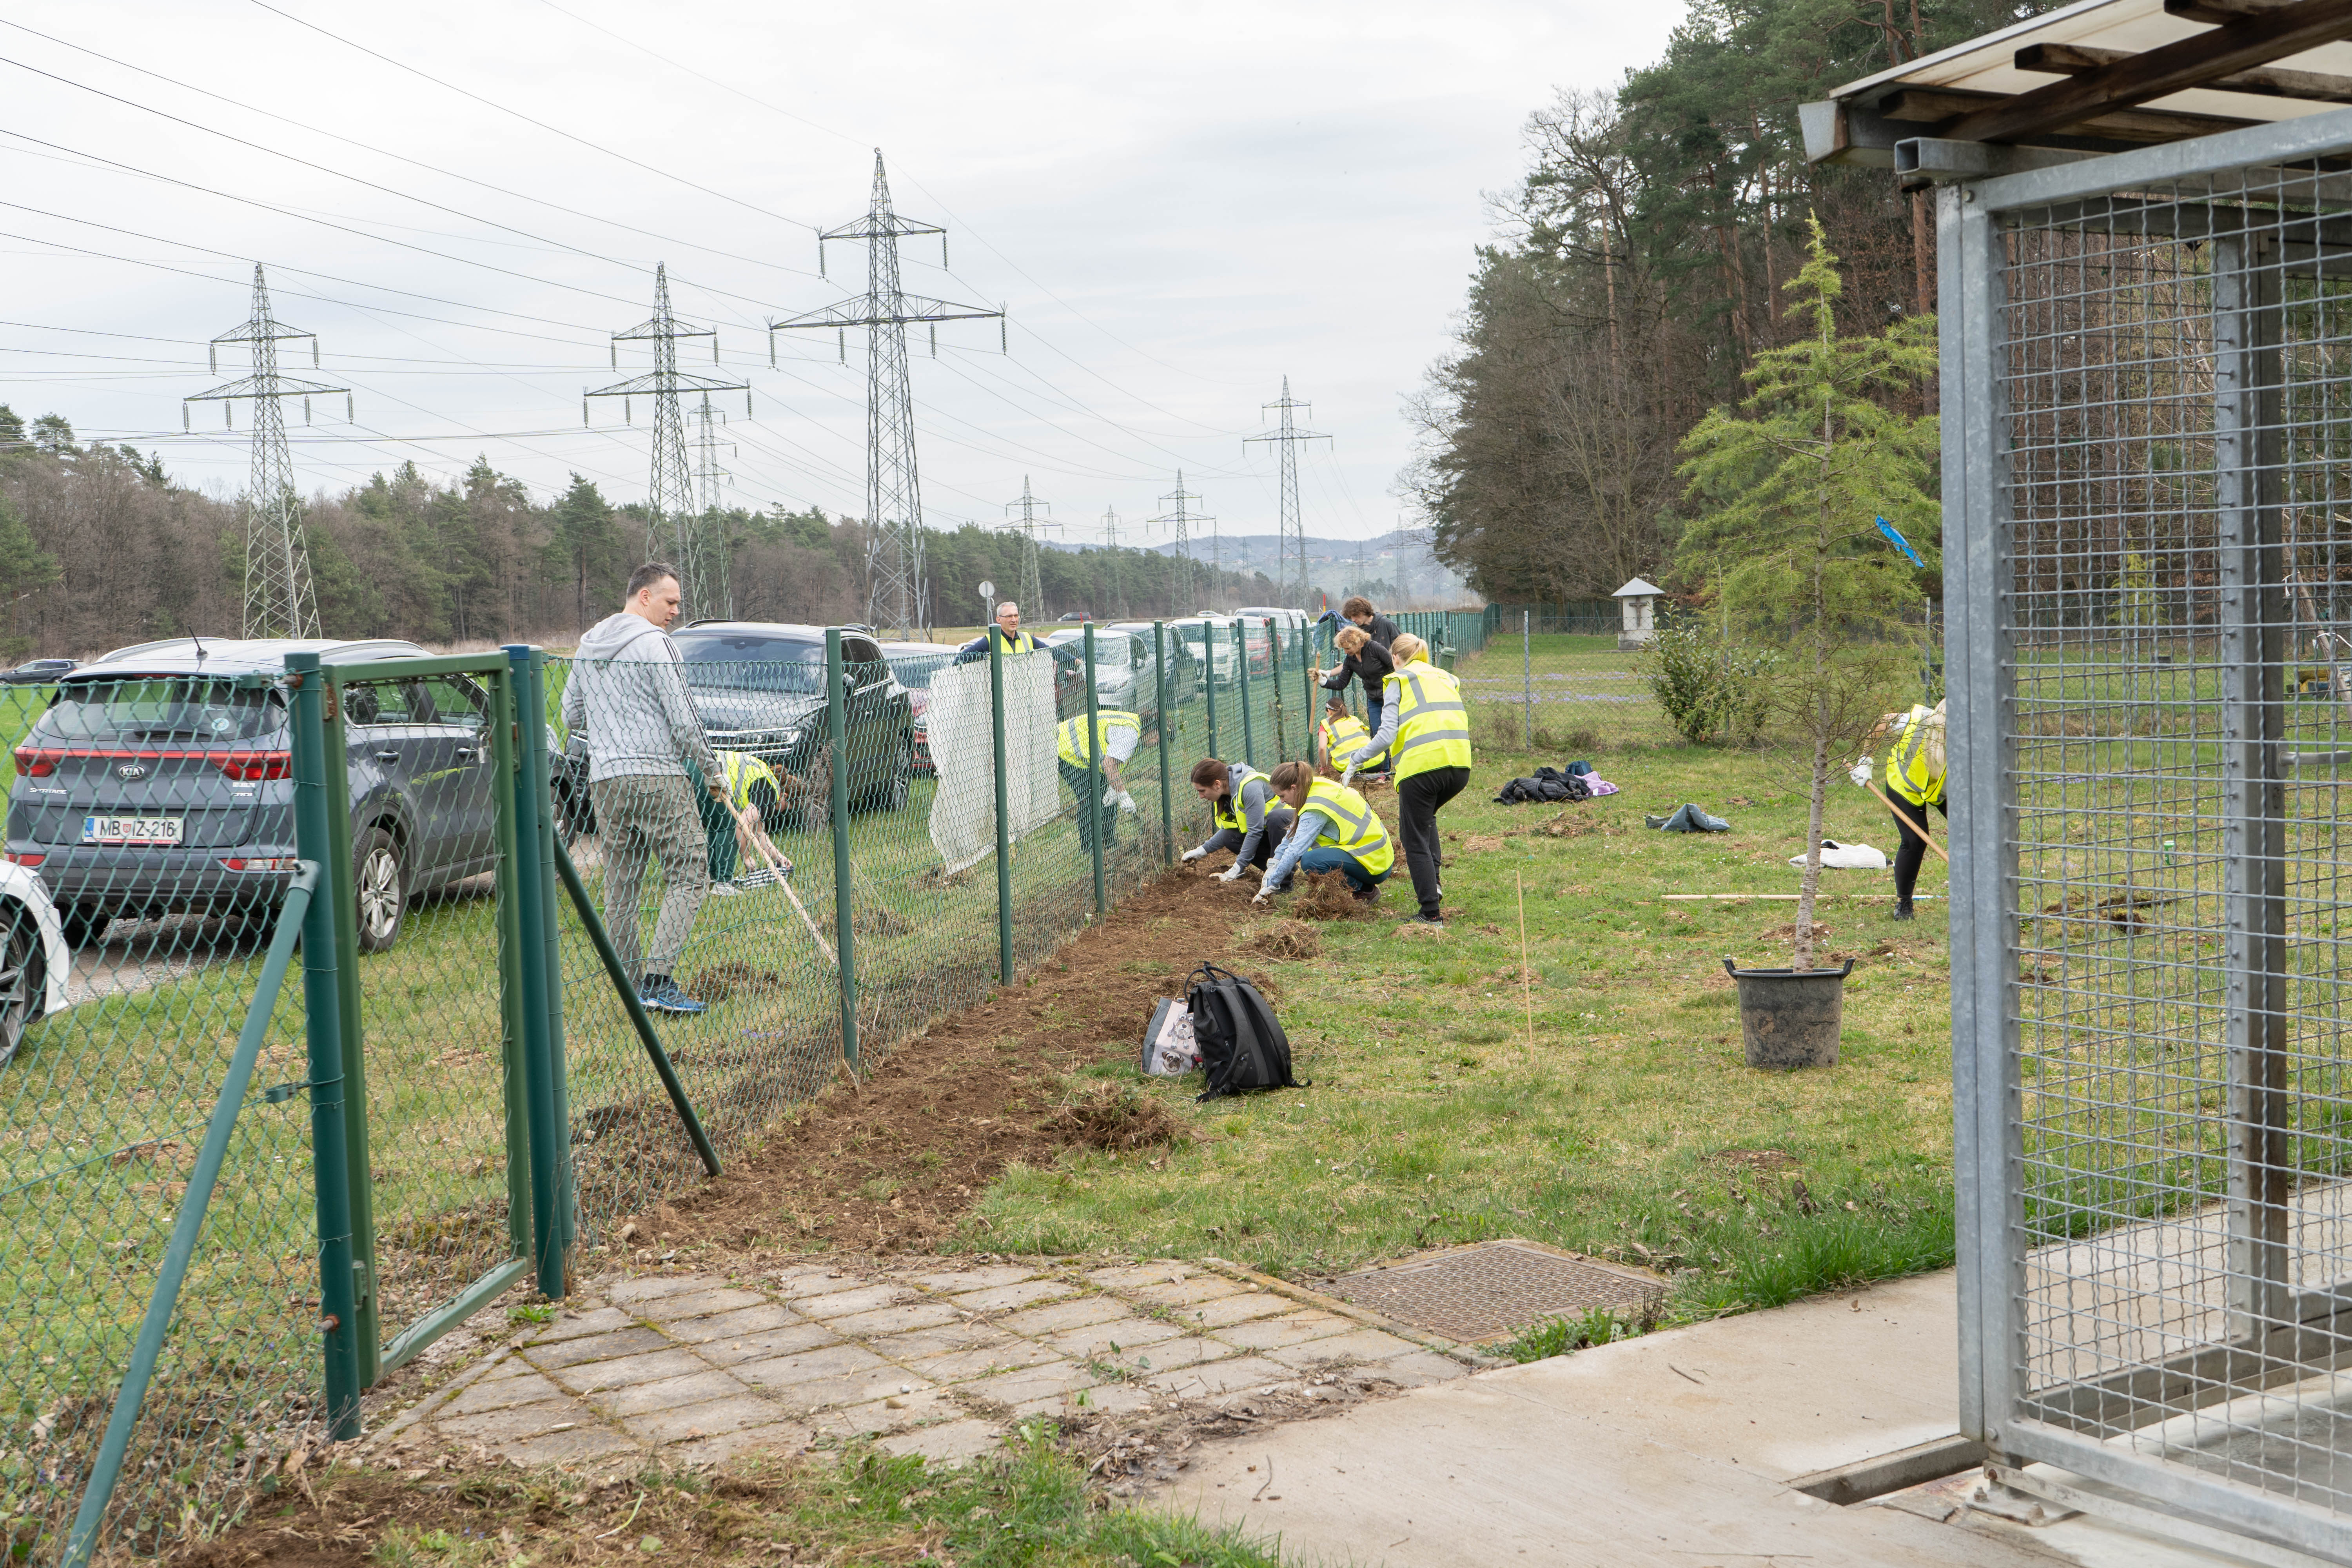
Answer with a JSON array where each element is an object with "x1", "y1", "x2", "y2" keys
[
  {"x1": 6, "y1": 637, "x2": 496, "y2": 952},
  {"x1": 553, "y1": 622, "x2": 916, "y2": 834},
  {"x1": 1, "y1": 658, "x2": 77, "y2": 686}
]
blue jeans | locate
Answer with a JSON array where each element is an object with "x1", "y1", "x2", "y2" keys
[{"x1": 1289, "y1": 846, "x2": 1388, "y2": 893}]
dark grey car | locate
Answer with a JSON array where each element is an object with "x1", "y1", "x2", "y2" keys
[{"x1": 5, "y1": 637, "x2": 499, "y2": 951}]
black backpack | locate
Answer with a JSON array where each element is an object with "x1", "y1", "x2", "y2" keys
[{"x1": 1186, "y1": 964, "x2": 1304, "y2": 1100}]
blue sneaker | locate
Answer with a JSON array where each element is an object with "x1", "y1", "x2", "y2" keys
[{"x1": 638, "y1": 975, "x2": 707, "y2": 1015}]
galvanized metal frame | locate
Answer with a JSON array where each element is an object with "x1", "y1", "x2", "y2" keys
[{"x1": 1947, "y1": 104, "x2": 2352, "y2": 1562}]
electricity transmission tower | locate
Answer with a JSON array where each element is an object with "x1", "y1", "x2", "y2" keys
[
  {"x1": 1243, "y1": 376, "x2": 1330, "y2": 609},
  {"x1": 1098, "y1": 505, "x2": 1143, "y2": 619},
  {"x1": 185, "y1": 265, "x2": 351, "y2": 639},
  {"x1": 585, "y1": 263, "x2": 746, "y2": 621},
  {"x1": 1152, "y1": 472, "x2": 1209, "y2": 615},
  {"x1": 691, "y1": 394, "x2": 737, "y2": 618},
  {"x1": 1001, "y1": 476, "x2": 1061, "y2": 618},
  {"x1": 771, "y1": 151, "x2": 1004, "y2": 637}
]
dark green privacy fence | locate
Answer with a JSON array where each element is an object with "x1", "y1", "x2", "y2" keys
[{"x1": 14, "y1": 614, "x2": 1349, "y2": 1563}]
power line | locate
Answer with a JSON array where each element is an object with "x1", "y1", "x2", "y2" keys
[{"x1": 1243, "y1": 377, "x2": 1330, "y2": 608}]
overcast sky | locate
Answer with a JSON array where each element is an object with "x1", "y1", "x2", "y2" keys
[{"x1": 0, "y1": 0, "x2": 1684, "y2": 551}]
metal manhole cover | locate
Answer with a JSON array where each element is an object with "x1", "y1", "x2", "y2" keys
[{"x1": 1328, "y1": 1240, "x2": 1664, "y2": 1343}]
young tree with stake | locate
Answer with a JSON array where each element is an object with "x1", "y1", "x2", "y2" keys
[{"x1": 1677, "y1": 218, "x2": 1938, "y2": 972}]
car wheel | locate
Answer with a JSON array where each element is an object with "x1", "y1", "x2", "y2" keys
[
  {"x1": 355, "y1": 826, "x2": 407, "y2": 953},
  {"x1": 0, "y1": 904, "x2": 45, "y2": 1063},
  {"x1": 58, "y1": 904, "x2": 106, "y2": 950}
]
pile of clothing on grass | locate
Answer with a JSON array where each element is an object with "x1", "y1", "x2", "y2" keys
[{"x1": 1493, "y1": 761, "x2": 1618, "y2": 805}]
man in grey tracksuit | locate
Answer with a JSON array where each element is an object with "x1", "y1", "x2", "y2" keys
[{"x1": 561, "y1": 562, "x2": 727, "y2": 1015}]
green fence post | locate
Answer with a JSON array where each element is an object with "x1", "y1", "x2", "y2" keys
[
  {"x1": 1202, "y1": 623, "x2": 1219, "y2": 762},
  {"x1": 1235, "y1": 621, "x2": 1254, "y2": 768},
  {"x1": 286, "y1": 652, "x2": 364, "y2": 1435},
  {"x1": 1300, "y1": 620, "x2": 1318, "y2": 762},
  {"x1": 1153, "y1": 621, "x2": 1173, "y2": 864},
  {"x1": 826, "y1": 630, "x2": 859, "y2": 1071},
  {"x1": 488, "y1": 653, "x2": 532, "y2": 1272},
  {"x1": 505, "y1": 646, "x2": 566, "y2": 1297},
  {"x1": 1266, "y1": 618, "x2": 1287, "y2": 763},
  {"x1": 526, "y1": 652, "x2": 575, "y2": 1254},
  {"x1": 989, "y1": 630, "x2": 1013, "y2": 983},
  {"x1": 1083, "y1": 622, "x2": 1106, "y2": 915}
]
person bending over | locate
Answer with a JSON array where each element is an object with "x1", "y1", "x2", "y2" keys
[
  {"x1": 1054, "y1": 707, "x2": 1142, "y2": 855},
  {"x1": 1252, "y1": 760, "x2": 1394, "y2": 906},
  {"x1": 1320, "y1": 622, "x2": 1397, "y2": 735},
  {"x1": 1179, "y1": 758, "x2": 1295, "y2": 881},
  {"x1": 1319, "y1": 695, "x2": 1389, "y2": 780},
  {"x1": 1855, "y1": 700, "x2": 1946, "y2": 921},
  {"x1": 1359, "y1": 632, "x2": 1472, "y2": 927}
]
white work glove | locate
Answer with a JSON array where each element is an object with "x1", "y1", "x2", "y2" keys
[
  {"x1": 1116, "y1": 790, "x2": 1137, "y2": 814},
  {"x1": 1252, "y1": 886, "x2": 1273, "y2": 906},
  {"x1": 1217, "y1": 865, "x2": 1243, "y2": 883},
  {"x1": 1341, "y1": 767, "x2": 1359, "y2": 787},
  {"x1": 1102, "y1": 785, "x2": 1119, "y2": 806},
  {"x1": 1181, "y1": 845, "x2": 1207, "y2": 863},
  {"x1": 1849, "y1": 757, "x2": 1874, "y2": 788}
]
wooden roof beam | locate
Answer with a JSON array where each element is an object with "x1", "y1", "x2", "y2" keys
[
  {"x1": 1943, "y1": 0, "x2": 2352, "y2": 144},
  {"x1": 2018, "y1": 40, "x2": 2352, "y2": 102}
]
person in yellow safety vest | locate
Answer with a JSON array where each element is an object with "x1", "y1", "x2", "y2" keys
[
  {"x1": 1054, "y1": 708, "x2": 1143, "y2": 857},
  {"x1": 692, "y1": 748, "x2": 788, "y2": 893},
  {"x1": 1252, "y1": 759, "x2": 1395, "y2": 906},
  {"x1": 955, "y1": 599, "x2": 1040, "y2": 664},
  {"x1": 1850, "y1": 699, "x2": 1946, "y2": 921},
  {"x1": 1359, "y1": 632, "x2": 1472, "y2": 927},
  {"x1": 1319, "y1": 695, "x2": 1389, "y2": 779},
  {"x1": 1181, "y1": 757, "x2": 1296, "y2": 880}
]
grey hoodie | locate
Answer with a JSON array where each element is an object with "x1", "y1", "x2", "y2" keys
[{"x1": 561, "y1": 612, "x2": 719, "y2": 784}]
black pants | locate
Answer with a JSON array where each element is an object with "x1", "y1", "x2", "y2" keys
[
  {"x1": 1061, "y1": 760, "x2": 1117, "y2": 854},
  {"x1": 1397, "y1": 765, "x2": 1469, "y2": 917},
  {"x1": 1202, "y1": 806, "x2": 1297, "y2": 870},
  {"x1": 1891, "y1": 796, "x2": 1947, "y2": 904}
]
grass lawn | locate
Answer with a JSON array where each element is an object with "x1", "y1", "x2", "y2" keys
[{"x1": 980, "y1": 643, "x2": 1960, "y2": 1327}]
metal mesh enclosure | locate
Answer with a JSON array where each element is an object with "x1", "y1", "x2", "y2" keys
[{"x1": 1947, "y1": 120, "x2": 2352, "y2": 1560}]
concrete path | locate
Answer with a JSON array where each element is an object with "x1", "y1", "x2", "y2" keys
[
  {"x1": 1158, "y1": 1270, "x2": 2281, "y2": 1568},
  {"x1": 364, "y1": 1256, "x2": 1482, "y2": 1473}
]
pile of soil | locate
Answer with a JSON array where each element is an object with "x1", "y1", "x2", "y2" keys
[
  {"x1": 1288, "y1": 869, "x2": 1374, "y2": 923},
  {"x1": 636, "y1": 862, "x2": 1278, "y2": 1253},
  {"x1": 1044, "y1": 1084, "x2": 1193, "y2": 1152},
  {"x1": 1251, "y1": 918, "x2": 1323, "y2": 958}
]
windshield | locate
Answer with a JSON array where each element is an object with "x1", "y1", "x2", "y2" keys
[
  {"x1": 886, "y1": 652, "x2": 951, "y2": 691},
  {"x1": 674, "y1": 633, "x2": 825, "y2": 694},
  {"x1": 38, "y1": 677, "x2": 284, "y2": 744}
]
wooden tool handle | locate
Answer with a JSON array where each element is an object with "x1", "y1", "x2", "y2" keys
[{"x1": 1866, "y1": 780, "x2": 1950, "y2": 863}]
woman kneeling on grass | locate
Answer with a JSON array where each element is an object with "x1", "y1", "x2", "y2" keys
[{"x1": 1251, "y1": 760, "x2": 1394, "y2": 907}]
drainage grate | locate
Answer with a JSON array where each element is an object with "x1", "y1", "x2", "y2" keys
[{"x1": 1327, "y1": 1240, "x2": 1665, "y2": 1343}]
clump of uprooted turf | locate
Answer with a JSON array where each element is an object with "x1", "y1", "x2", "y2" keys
[
  {"x1": 1047, "y1": 1084, "x2": 1193, "y2": 1152},
  {"x1": 1252, "y1": 918, "x2": 1323, "y2": 959},
  {"x1": 1287, "y1": 869, "x2": 1377, "y2": 922}
]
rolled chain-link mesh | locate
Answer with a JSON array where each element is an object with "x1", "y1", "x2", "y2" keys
[
  {"x1": 1995, "y1": 164, "x2": 2352, "y2": 1526},
  {"x1": 3, "y1": 673, "x2": 331, "y2": 1557}
]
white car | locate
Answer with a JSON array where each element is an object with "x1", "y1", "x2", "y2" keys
[{"x1": 0, "y1": 860, "x2": 75, "y2": 1065}]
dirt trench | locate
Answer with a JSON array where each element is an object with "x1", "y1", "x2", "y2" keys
[{"x1": 626, "y1": 861, "x2": 1284, "y2": 1256}]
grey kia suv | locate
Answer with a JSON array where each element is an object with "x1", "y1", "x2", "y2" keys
[{"x1": 6, "y1": 637, "x2": 500, "y2": 951}]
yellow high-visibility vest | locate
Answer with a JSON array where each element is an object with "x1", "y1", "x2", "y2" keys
[
  {"x1": 1301, "y1": 778, "x2": 1394, "y2": 877},
  {"x1": 1055, "y1": 710, "x2": 1140, "y2": 767},
  {"x1": 1883, "y1": 702, "x2": 1947, "y2": 808},
  {"x1": 1385, "y1": 663, "x2": 1472, "y2": 781},
  {"x1": 1211, "y1": 762, "x2": 1266, "y2": 831},
  {"x1": 993, "y1": 627, "x2": 1038, "y2": 655},
  {"x1": 1321, "y1": 711, "x2": 1387, "y2": 771},
  {"x1": 716, "y1": 749, "x2": 780, "y2": 811}
]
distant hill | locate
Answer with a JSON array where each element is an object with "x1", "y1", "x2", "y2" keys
[{"x1": 1044, "y1": 528, "x2": 1466, "y2": 604}]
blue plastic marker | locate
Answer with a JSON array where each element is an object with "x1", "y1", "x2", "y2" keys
[{"x1": 1875, "y1": 515, "x2": 1926, "y2": 567}]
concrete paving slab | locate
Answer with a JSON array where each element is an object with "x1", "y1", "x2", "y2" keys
[
  {"x1": 791, "y1": 1283, "x2": 915, "y2": 1319},
  {"x1": 1040, "y1": 1316, "x2": 1188, "y2": 1361},
  {"x1": 824, "y1": 1300, "x2": 965, "y2": 1338},
  {"x1": 1373, "y1": 1351, "x2": 1475, "y2": 1388},
  {"x1": 995, "y1": 1295, "x2": 1130, "y2": 1337},
  {"x1": 1154, "y1": 1355, "x2": 1298, "y2": 1399},
  {"x1": 760, "y1": 1367, "x2": 929, "y2": 1414},
  {"x1": 523, "y1": 1306, "x2": 635, "y2": 1344},
  {"x1": 666, "y1": 1422, "x2": 813, "y2": 1466},
  {"x1": 694, "y1": 1320, "x2": 841, "y2": 1366},
  {"x1": 812, "y1": 1387, "x2": 961, "y2": 1438},
  {"x1": 950, "y1": 1279, "x2": 1078, "y2": 1313},
  {"x1": 524, "y1": 1326, "x2": 674, "y2": 1370},
  {"x1": 1084, "y1": 1262, "x2": 1187, "y2": 1290},
  {"x1": 876, "y1": 1418, "x2": 1004, "y2": 1464},
  {"x1": 585, "y1": 1368, "x2": 750, "y2": 1420},
  {"x1": 619, "y1": 1393, "x2": 783, "y2": 1446},
  {"x1": 552, "y1": 1347, "x2": 710, "y2": 1395},
  {"x1": 862, "y1": 1322, "x2": 1014, "y2": 1362},
  {"x1": 434, "y1": 1399, "x2": 587, "y2": 1445},
  {"x1": 731, "y1": 1341, "x2": 891, "y2": 1388},
  {"x1": 602, "y1": 1274, "x2": 715, "y2": 1306},
  {"x1": 443, "y1": 1372, "x2": 568, "y2": 1417},
  {"x1": 495, "y1": 1424, "x2": 643, "y2": 1466},
  {"x1": 1181, "y1": 1290, "x2": 1295, "y2": 1330},
  {"x1": 1016, "y1": 1381, "x2": 1157, "y2": 1419},
  {"x1": 1129, "y1": 1336, "x2": 1228, "y2": 1374},
  {"x1": 661, "y1": 1303, "x2": 802, "y2": 1343},
  {"x1": 1267, "y1": 1329, "x2": 1424, "y2": 1369},
  {"x1": 1133, "y1": 1275, "x2": 1249, "y2": 1308},
  {"x1": 635, "y1": 1286, "x2": 769, "y2": 1322},
  {"x1": 909, "y1": 1265, "x2": 1038, "y2": 1293},
  {"x1": 902, "y1": 1340, "x2": 1065, "y2": 1383},
  {"x1": 1209, "y1": 1310, "x2": 1360, "y2": 1353},
  {"x1": 958, "y1": 1361, "x2": 1102, "y2": 1408}
]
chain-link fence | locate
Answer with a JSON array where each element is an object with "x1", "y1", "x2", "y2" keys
[
  {"x1": 1947, "y1": 123, "x2": 2352, "y2": 1559},
  {"x1": 1449, "y1": 609, "x2": 1670, "y2": 753}
]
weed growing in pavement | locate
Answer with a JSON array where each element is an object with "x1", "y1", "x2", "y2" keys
[{"x1": 1504, "y1": 1304, "x2": 1647, "y2": 1364}]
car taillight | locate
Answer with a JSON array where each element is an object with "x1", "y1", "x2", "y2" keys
[
  {"x1": 13, "y1": 748, "x2": 56, "y2": 778},
  {"x1": 5, "y1": 853, "x2": 42, "y2": 868},
  {"x1": 214, "y1": 751, "x2": 291, "y2": 782},
  {"x1": 220, "y1": 856, "x2": 301, "y2": 872}
]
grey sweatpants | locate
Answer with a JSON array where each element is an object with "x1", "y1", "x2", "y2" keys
[{"x1": 591, "y1": 772, "x2": 709, "y2": 981}]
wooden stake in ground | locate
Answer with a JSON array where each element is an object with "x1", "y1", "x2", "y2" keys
[
  {"x1": 1863, "y1": 780, "x2": 1949, "y2": 863},
  {"x1": 1517, "y1": 869, "x2": 1535, "y2": 1064}
]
